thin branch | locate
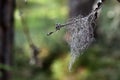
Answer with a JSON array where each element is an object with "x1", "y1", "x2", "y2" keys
[
  {"x1": 17, "y1": 0, "x2": 41, "y2": 65},
  {"x1": 47, "y1": 0, "x2": 103, "y2": 36}
]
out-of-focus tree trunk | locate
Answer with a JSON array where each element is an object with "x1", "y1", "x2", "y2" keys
[
  {"x1": 0, "y1": 0, "x2": 15, "y2": 80},
  {"x1": 68, "y1": 0, "x2": 97, "y2": 39},
  {"x1": 69, "y1": 0, "x2": 95, "y2": 17}
]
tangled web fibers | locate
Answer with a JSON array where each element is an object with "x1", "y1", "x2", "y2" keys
[
  {"x1": 47, "y1": 0, "x2": 103, "y2": 71},
  {"x1": 67, "y1": 11, "x2": 97, "y2": 71},
  {"x1": 66, "y1": 0, "x2": 103, "y2": 71}
]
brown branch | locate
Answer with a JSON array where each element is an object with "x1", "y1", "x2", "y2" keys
[{"x1": 17, "y1": 0, "x2": 41, "y2": 65}]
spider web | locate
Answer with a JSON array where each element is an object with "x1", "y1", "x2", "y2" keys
[
  {"x1": 47, "y1": 0, "x2": 102, "y2": 71},
  {"x1": 66, "y1": 11, "x2": 97, "y2": 71},
  {"x1": 66, "y1": 0, "x2": 103, "y2": 71}
]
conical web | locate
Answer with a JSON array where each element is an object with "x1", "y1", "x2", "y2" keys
[
  {"x1": 67, "y1": 11, "x2": 97, "y2": 71},
  {"x1": 47, "y1": 0, "x2": 103, "y2": 71}
]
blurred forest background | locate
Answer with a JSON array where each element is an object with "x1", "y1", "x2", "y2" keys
[{"x1": 0, "y1": 0, "x2": 120, "y2": 80}]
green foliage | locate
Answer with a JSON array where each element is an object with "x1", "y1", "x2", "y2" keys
[
  {"x1": 14, "y1": 0, "x2": 68, "y2": 80},
  {"x1": 14, "y1": 0, "x2": 120, "y2": 80},
  {"x1": 0, "y1": 64, "x2": 11, "y2": 71}
]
